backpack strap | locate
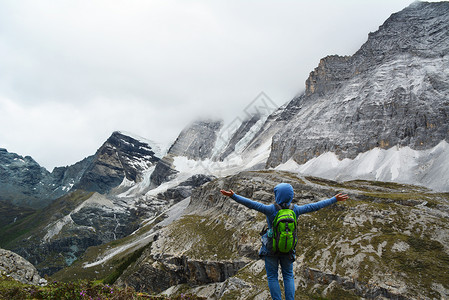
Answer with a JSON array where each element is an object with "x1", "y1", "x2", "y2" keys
[
  {"x1": 274, "y1": 203, "x2": 294, "y2": 210},
  {"x1": 274, "y1": 203, "x2": 282, "y2": 211}
]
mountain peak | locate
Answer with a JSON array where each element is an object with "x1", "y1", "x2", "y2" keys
[
  {"x1": 265, "y1": 1, "x2": 449, "y2": 193},
  {"x1": 167, "y1": 119, "x2": 224, "y2": 160},
  {"x1": 75, "y1": 131, "x2": 161, "y2": 193}
]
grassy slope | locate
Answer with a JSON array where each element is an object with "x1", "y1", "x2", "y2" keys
[{"x1": 0, "y1": 190, "x2": 94, "y2": 249}]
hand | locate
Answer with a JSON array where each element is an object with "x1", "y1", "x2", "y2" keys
[
  {"x1": 335, "y1": 193, "x2": 349, "y2": 202},
  {"x1": 220, "y1": 189, "x2": 234, "y2": 197}
]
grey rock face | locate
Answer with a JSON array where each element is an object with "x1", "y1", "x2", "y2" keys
[
  {"x1": 156, "y1": 174, "x2": 215, "y2": 202},
  {"x1": 0, "y1": 248, "x2": 45, "y2": 285},
  {"x1": 0, "y1": 148, "x2": 53, "y2": 208},
  {"x1": 149, "y1": 119, "x2": 222, "y2": 188},
  {"x1": 168, "y1": 119, "x2": 223, "y2": 160},
  {"x1": 149, "y1": 155, "x2": 179, "y2": 188},
  {"x1": 265, "y1": 2, "x2": 449, "y2": 167},
  {"x1": 49, "y1": 156, "x2": 94, "y2": 198},
  {"x1": 76, "y1": 131, "x2": 160, "y2": 193},
  {"x1": 117, "y1": 253, "x2": 247, "y2": 294}
]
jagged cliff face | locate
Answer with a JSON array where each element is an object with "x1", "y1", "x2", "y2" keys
[
  {"x1": 149, "y1": 120, "x2": 224, "y2": 188},
  {"x1": 0, "y1": 132, "x2": 165, "y2": 276},
  {"x1": 266, "y1": 1, "x2": 449, "y2": 167}
]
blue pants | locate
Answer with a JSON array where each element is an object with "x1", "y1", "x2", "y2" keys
[{"x1": 264, "y1": 255, "x2": 295, "y2": 300}]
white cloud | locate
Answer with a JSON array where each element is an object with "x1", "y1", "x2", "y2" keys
[{"x1": 0, "y1": 0, "x2": 414, "y2": 170}]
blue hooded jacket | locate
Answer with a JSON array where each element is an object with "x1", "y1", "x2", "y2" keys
[{"x1": 230, "y1": 183, "x2": 337, "y2": 257}]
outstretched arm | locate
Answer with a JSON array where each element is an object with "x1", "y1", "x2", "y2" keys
[
  {"x1": 295, "y1": 193, "x2": 349, "y2": 215},
  {"x1": 220, "y1": 189, "x2": 271, "y2": 214}
]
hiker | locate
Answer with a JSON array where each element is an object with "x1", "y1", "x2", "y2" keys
[{"x1": 220, "y1": 183, "x2": 349, "y2": 300}]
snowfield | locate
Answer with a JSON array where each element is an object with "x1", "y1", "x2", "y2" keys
[{"x1": 276, "y1": 140, "x2": 449, "y2": 192}]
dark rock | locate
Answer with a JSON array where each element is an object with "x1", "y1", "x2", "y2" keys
[
  {"x1": 0, "y1": 149, "x2": 54, "y2": 208},
  {"x1": 157, "y1": 174, "x2": 215, "y2": 201},
  {"x1": 76, "y1": 131, "x2": 160, "y2": 193},
  {"x1": 117, "y1": 253, "x2": 247, "y2": 294},
  {"x1": 149, "y1": 155, "x2": 179, "y2": 188}
]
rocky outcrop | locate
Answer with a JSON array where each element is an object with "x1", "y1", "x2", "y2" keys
[
  {"x1": 0, "y1": 248, "x2": 46, "y2": 285},
  {"x1": 0, "y1": 132, "x2": 161, "y2": 209},
  {"x1": 302, "y1": 267, "x2": 409, "y2": 300},
  {"x1": 149, "y1": 154, "x2": 179, "y2": 188},
  {"x1": 116, "y1": 253, "x2": 247, "y2": 294},
  {"x1": 157, "y1": 174, "x2": 215, "y2": 202},
  {"x1": 265, "y1": 1, "x2": 449, "y2": 167}
]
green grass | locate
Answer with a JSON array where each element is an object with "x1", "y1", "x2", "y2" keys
[
  {"x1": 102, "y1": 245, "x2": 148, "y2": 285},
  {"x1": 0, "y1": 190, "x2": 94, "y2": 248},
  {"x1": 168, "y1": 214, "x2": 241, "y2": 260},
  {"x1": 0, "y1": 274, "x2": 206, "y2": 299},
  {"x1": 0, "y1": 201, "x2": 35, "y2": 228}
]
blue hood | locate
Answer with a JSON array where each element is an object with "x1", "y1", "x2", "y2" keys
[{"x1": 274, "y1": 183, "x2": 294, "y2": 207}]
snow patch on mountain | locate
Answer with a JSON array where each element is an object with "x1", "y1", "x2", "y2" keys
[
  {"x1": 172, "y1": 137, "x2": 272, "y2": 178},
  {"x1": 117, "y1": 131, "x2": 165, "y2": 158},
  {"x1": 117, "y1": 166, "x2": 156, "y2": 197},
  {"x1": 43, "y1": 215, "x2": 74, "y2": 242},
  {"x1": 276, "y1": 140, "x2": 449, "y2": 192}
]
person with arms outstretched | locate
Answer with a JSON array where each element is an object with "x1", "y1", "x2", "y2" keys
[{"x1": 220, "y1": 183, "x2": 348, "y2": 300}]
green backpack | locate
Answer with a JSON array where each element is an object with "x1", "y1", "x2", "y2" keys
[{"x1": 272, "y1": 203, "x2": 297, "y2": 254}]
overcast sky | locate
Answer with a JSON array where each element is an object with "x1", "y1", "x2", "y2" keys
[{"x1": 0, "y1": 0, "x2": 419, "y2": 170}]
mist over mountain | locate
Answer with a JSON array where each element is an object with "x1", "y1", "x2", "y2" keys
[{"x1": 1, "y1": 2, "x2": 448, "y2": 299}]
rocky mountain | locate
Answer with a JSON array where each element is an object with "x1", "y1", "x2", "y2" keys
[
  {"x1": 146, "y1": 2, "x2": 449, "y2": 193},
  {"x1": 0, "y1": 132, "x2": 165, "y2": 275},
  {"x1": 168, "y1": 120, "x2": 224, "y2": 160},
  {"x1": 264, "y1": 1, "x2": 449, "y2": 168},
  {"x1": 0, "y1": 131, "x2": 160, "y2": 207},
  {"x1": 149, "y1": 119, "x2": 222, "y2": 188},
  {"x1": 0, "y1": 148, "x2": 66, "y2": 209}
]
